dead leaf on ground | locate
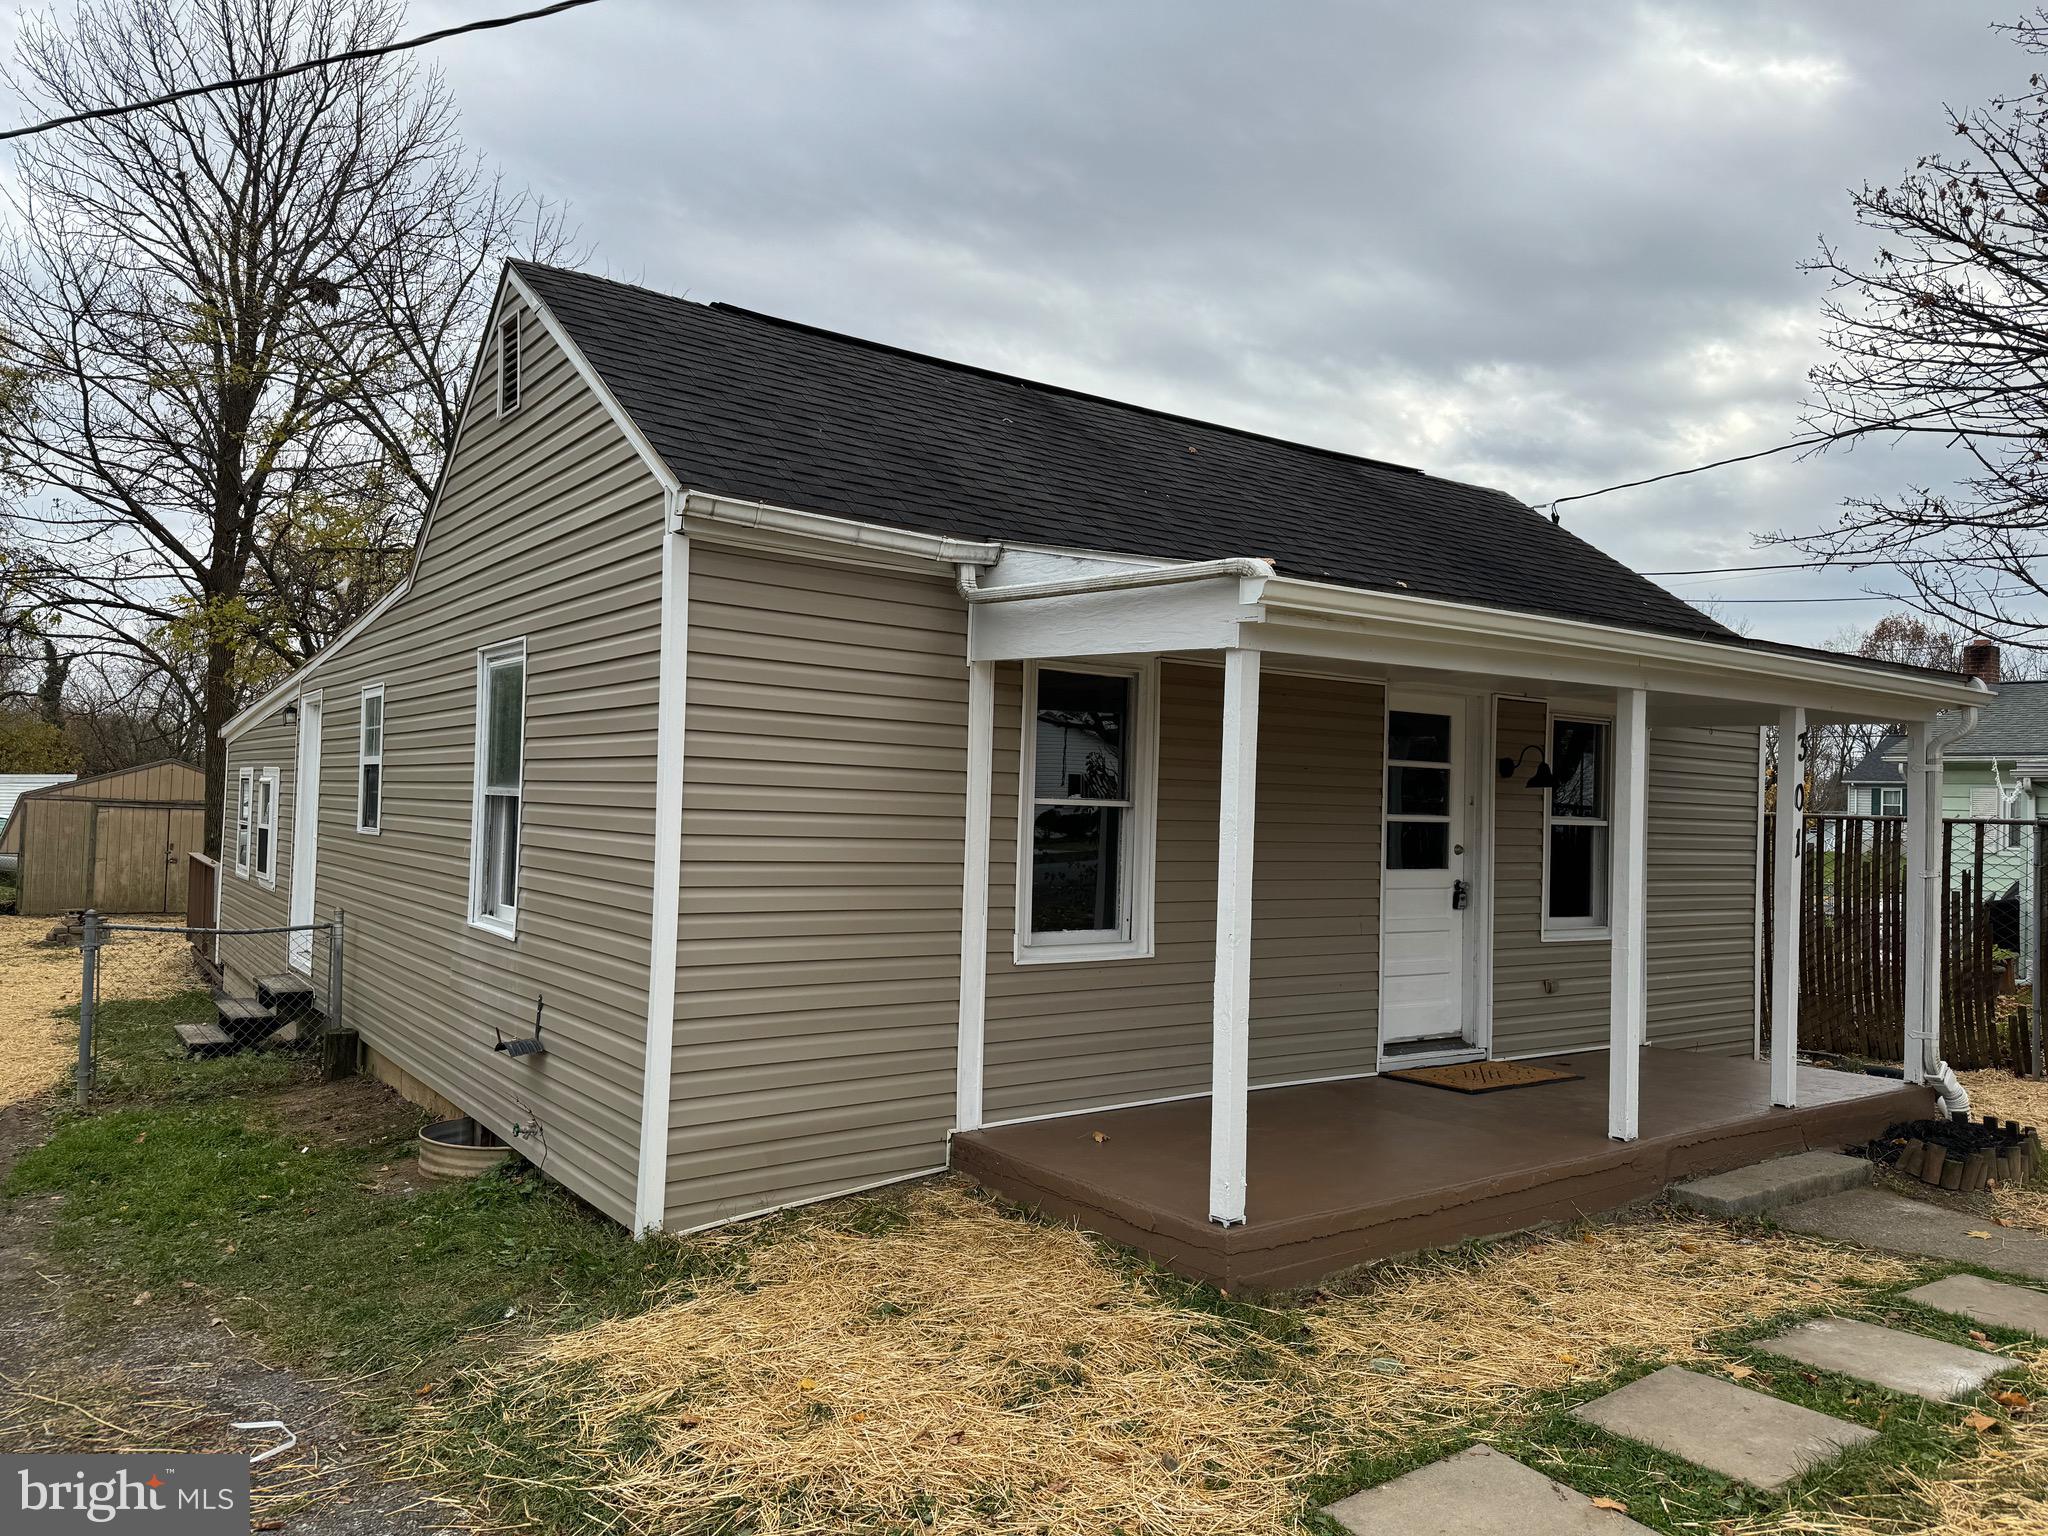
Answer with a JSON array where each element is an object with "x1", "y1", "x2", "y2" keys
[
  {"x1": 1962, "y1": 1410, "x2": 2002, "y2": 1433},
  {"x1": 1591, "y1": 1496, "x2": 1630, "y2": 1513},
  {"x1": 1966, "y1": 1230, "x2": 1994, "y2": 1240}
]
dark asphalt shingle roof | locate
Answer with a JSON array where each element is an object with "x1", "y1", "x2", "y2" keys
[{"x1": 513, "y1": 262, "x2": 1737, "y2": 642}]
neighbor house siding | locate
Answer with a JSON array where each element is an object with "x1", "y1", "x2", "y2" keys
[
  {"x1": 1492, "y1": 700, "x2": 1760, "y2": 1058},
  {"x1": 983, "y1": 662, "x2": 1381, "y2": 1123},
  {"x1": 219, "y1": 295, "x2": 666, "y2": 1225},
  {"x1": 666, "y1": 546, "x2": 969, "y2": 1230}
]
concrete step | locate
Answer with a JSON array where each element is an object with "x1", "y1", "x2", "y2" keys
[
  {"x1": 1778, "y1": 1187, "x2": 2048, "y2": 1281},
  {"x1": 1323, "y1": 1444, "x2": 1652, "y2": 1535},
  {"x1": 1570, "y1": 1365, "x2": 1876, "y2": 1489},
  {"x1": 1669, "y1": 1150, "x2": 1871, "y2": 1218},
  {"x1": 174, "y1": 1021, "x2": 237, "y2": 1059},
  {"x1": 1905, "y1": 1273, "x2": 2048, "y2": 1338},
  {"x1": 1753, "y1": 1316, "x2": 2013, "y2": 1402}
]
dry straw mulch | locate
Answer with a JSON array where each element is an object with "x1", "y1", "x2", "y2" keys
[
  {"x1": 418, "y1": 1186, "x2": 1914, "y2": 1536},
  {"x1": 0, "y1": 913, "x2": 195, "y2": 1107},
  {"x1": 1960, "y1": 1070, "x2": 2048, "y2": 1233}
]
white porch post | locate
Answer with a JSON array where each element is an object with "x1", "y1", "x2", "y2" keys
[
  {"x1": 1771, "y1": 706, "x2": 1807, "y2": 1107},
  {"x1": 955, "y1": 660, "x2": 994, "y2": 1132},
  {"x1": 1608, "y1": 687, "x2": 1648, "y2": 1141},
  {"x1": 1903, "y1": 718, "x2": 1941, "y2": 1083},
  {"x1": 1209, "y1": 646, "x2": 1260, "y2": 1226}
]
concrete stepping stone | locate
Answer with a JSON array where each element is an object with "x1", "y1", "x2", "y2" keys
[
  {"x1": 1754, "y1": 1316, "x2": 2012, "y2": 1402},
  {"x1": 1906, "y1": 1273, "x2": 2048, "y2": 1338},
  {"x1": 1776, "y1": 1188, "x2": 2048, "y2": 1280},
  {"x1": 1671, "y1": 1150, "x2": 1870, "y2": 1217},
  {"x1": 1570, "y1": 1365, "x2": 1875, "y2": 1489},
  {"x1": 1322, "y1": 1444, "x2": 1651, "y2": 1535}
]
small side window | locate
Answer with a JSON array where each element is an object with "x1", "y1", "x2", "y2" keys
[
  {"x1": 235, "y1": 767, "x2": 253, "y2": 876},
  {"x1": 469, "y1": 642, "x2": 526, "y2": 936},
  {"x1": 498, "y1": 313, "x2": 521, "y2": 416},
  {"x1": 254, "y1": 769, "x2": 279, "y2": 887},
  {"x1": 1544, "y1": 716, "x2": 1610, "y2": 936},
  {"x1": 358, "y1": 684, "x2": 385, "y2": 833}
]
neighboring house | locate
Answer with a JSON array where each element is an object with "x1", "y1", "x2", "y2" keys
[
  {"x1": 214, "y1": 263, "x2": 1979, "y2": 1284},
  {"x1": 1844, "y1": 648, "x2": 2048, "y2": 829},
  {"x1": 0, "y1": 771, "x2": 77, "y2": 874}
]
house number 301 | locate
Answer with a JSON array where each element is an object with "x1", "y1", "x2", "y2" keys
[{"x1": 1790, "y1": 729, "x2": 1809, "y2": 860}]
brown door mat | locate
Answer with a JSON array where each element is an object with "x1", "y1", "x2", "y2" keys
[{"x1": 1383, "y1": 1060, "x2": 1585, "y2": 1094}]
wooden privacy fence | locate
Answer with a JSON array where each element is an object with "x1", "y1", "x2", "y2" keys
[{"x1": 1762, "y1": 813, "x2": 2041, "y2": 1074}]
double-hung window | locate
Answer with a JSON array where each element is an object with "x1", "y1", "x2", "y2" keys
[
  {"x1": 1544, "y1": 716, "x2": 1610, "y2": 936},
  {"x1": 1877, "y1": 786, "x2": 1904, "y2": 817},
  {"x1": 357, "y1": 684, "x2": 385, "y2": 833},
  {"x1": 470, "y1": 643, "x2": 526, "y2": 936},
  {"x1": 1018, "y1": 662, "x2": 1153, "y2": 961},
  {"x1": 253, "y1": 769, "x2": 279, "y2": 887},
  {"x1": 235, "y1": 767, "x2": 253, "y2": 875}
]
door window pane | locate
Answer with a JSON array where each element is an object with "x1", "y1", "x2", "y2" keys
[
  {"x1": 1388, "y1": 820, "x2": 1450, "y2": 870},
  {"x1": 1388, "y1": 710, "x2": 1452, "y2": 763},
  {"x1": 1388, "y1": 765, "x2": 1451, "y2": 817},
  {"x1": 1035, "y1": 670, "x2": 1129, "y2": 800},
  {"x1": 1031, "y1": 805, "x2": 1123, "y2": 931}
]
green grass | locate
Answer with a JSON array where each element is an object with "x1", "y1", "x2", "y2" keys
[{"x1": 80, "y1": 989, "x2": 304, "y2": 1102}]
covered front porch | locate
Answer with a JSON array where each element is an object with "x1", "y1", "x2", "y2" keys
[
  {"x1": 953, "y1": 1048, "x2": 1928, "y2": 1289},
  {"x1": 948, "y1": 549, "x2": 1983, "y2": 1280}
]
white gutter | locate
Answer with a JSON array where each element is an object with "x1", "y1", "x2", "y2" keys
[
  {"x1": 1257, "y1": 575, "x2": 1989, "y2": 713},
  {"x1": 683, "y1": 490, "x2": 1001, "y2": 567},
  {"x1": 956, "y1": 556, "x2": 1274, "y2": 604}
]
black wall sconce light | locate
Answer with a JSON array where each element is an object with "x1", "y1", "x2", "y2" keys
[
  {"x1": 1498, "y1": 743, "x2": 1556, "y2": 789},
  {"x1": 280, "y1": 701, "x2": 299, "y2": 728}
]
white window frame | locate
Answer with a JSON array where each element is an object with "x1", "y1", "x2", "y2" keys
[
  {"x1": 497, "y1": 311, "x2": 522, "y2": 418},
  {"x1": 468, "y1": 639, "x2": 528, "y2": 939},
  {"x1": 235, "y1": 766, "x2": 253, "y2": 876},
  {"x1": 356, "y1": 683, "x2": 385, "y2": 835},
  {"x1": 254, "y1": 768, "x2": 280, "y2": 889},
  {"x1": 1013, "y1": 658, "x2": 1160, "y2": 965},
  {"x1": 1877, "y1": 785, "x2": 1904, "y2": 817},
  {"x1": 1541, "y1": 710, "x2": 1612, "y2": 942}
]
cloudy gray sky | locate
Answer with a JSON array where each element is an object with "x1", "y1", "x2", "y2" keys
[{"x1": 25, "y1": 0, "x2": 2040, "y2": 644}]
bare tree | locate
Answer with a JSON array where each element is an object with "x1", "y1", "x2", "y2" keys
[
  {"x1": 0, "y1": 0, "x2": 574, "y2": 852},
  {"x1": 1776, "y1": 13, "x2": 2048, "y2": 648}
]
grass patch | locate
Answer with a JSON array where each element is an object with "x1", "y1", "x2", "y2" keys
[{"x1": 81, "y1": 989, "x2": 304, "y2": 1102}]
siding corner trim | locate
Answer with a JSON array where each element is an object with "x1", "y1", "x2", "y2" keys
[{"x1": 634, "y1": 497, "x2": 689, "y2": 1233}]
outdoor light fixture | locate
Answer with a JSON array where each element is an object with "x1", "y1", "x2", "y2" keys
[
  {"x1": 281, "y1": 702, "x2": 299, "y2": 728},
  {"x1": 1498, "y1": 743, "x2": 1556, "y2": 790}
]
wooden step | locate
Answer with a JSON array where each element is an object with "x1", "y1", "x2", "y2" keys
[
  {"x1": 175, "y1": 1021, "x2": 237, "y2": 1058},
  {"x1": 255, "y1": 973, "x2": 316, "y2": 1009},
  {"x1": 215, "y1": 996, "x2": 279, "y2": 1046}
]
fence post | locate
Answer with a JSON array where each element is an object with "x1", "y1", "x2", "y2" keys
[
  {"x1": 327, "y1": 909, "x2": 345, "y2": 1037},
  {"x1": 77, "y1": 909, "x2": 99, "y2": 1106},
  {"x1": 2034, "y1": 824, "x2": 2047, "y2": 1080}
]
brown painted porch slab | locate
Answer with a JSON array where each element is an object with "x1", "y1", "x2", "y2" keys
[{"x1": 951, "y1": 1050, "x2": 1931, "y2": 1290}]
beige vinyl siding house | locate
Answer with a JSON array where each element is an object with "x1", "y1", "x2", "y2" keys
[{"x1": 214, "y1": 262, "x2": 1982, "y2": 1282}]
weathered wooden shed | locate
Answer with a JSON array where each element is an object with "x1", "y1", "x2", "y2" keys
[{"x1": 1, "y1": 760, "x2": 206, "y2": 915}]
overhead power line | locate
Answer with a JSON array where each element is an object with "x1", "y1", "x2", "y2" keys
[
  {"x1": 1643, "y1": 557, "x2": 1982, "y2": 577},
  {"x1": 0, "y1": 0, "x2": 605, "y2": 144}
]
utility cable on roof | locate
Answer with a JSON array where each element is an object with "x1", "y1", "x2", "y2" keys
[{"x1": 0, "y1": 0, "x2": 605, "y2": 144}]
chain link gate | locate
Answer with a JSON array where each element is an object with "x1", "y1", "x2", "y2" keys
[{"x1": 74, "y1": 909, "x2": 344, "y2": 1103}]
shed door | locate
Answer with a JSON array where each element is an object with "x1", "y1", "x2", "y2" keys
[
  {"x1": 92, "y1": 806, "x2": 173, "y2": 913},
  {"x1": 166, "y1": 807, "x2": 205, "y2": 913}
]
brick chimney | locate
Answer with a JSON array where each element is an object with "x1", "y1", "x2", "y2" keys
[{"x1": 1962, "y1": 636, "x2": 2001, "y2": 685}]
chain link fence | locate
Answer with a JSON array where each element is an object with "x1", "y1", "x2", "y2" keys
[{"x1": 74, "y1": 910, "x2": 343, "y2": 1103}]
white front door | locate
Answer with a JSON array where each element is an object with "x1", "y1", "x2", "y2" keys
[
  {"x1": 288, "y1": 695, "x2": 322, "y2": 973},
  {"x1": 1381, "y1": 693, "x2": 1473, "y2": 1046}
]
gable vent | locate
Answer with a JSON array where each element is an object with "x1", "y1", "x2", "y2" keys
[{"x1": 498, "y1": 313, "x2": 521, "y2": 416}]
